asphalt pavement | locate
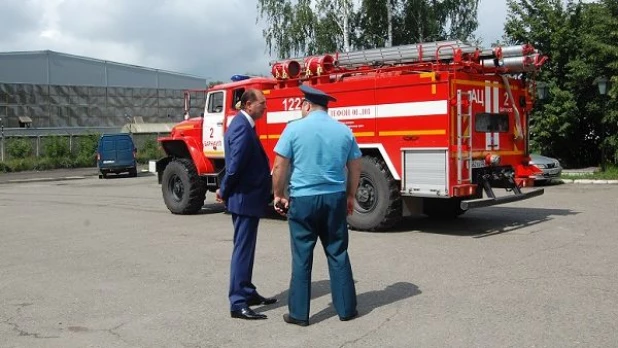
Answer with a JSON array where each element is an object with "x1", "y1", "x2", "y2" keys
[{"x1": 1, "y1": 174, "x2": 617, "y2": 347}]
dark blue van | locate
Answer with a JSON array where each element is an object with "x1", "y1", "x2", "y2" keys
[{"x1": 97, "y1": 133, "x2": 138, "y2": 178}]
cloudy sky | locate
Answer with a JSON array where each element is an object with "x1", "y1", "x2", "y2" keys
[{"x1": 0, "y1": 0, "x2": 508, "y2": 83}]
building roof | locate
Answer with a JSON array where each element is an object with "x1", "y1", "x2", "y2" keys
[
  {"x1": 1, "y1": 50, "x2": 206, "y2": 80},
  {"x1": 0, "y1": 50, "x2": 207, "y2": 89}
]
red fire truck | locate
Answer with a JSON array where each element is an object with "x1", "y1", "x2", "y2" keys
[{"x1": 156, "y1": 40, "x2": 546, "y2": 231}]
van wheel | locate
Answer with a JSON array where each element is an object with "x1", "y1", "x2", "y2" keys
[
  {"x1": 129, "y1": 168, "x2": 138, "y2": 177},
  {"x1": 161, "y1": 158, "x2": 206, "y2": 214},
  {"x1": 347, "y1": 156, "x2": 402, "y2": 231}
]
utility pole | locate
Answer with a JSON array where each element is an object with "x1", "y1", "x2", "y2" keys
[
  {"x1": 125, "y1": 114, "x2": 133, "y2": 136},
  {"x1": 0, "y1": 117, "x2": 4, "y2": 162}
]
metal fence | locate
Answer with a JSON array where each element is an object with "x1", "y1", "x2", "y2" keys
[{"x1": 0, "y1": 128, "x2": 168, "y2": 162}]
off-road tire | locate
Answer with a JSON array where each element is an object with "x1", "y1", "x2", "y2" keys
[
  {"x1": 161, "y1": 158, "x2": 206, "y2": 214},
  {"x1": 348, "y1": 156, "x2": 402, "y2": 231},
  {"x1": 423, "y1": 198, "x2": 467, "y2": 219}
]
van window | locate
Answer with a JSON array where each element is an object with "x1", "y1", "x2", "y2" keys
[
  {"x1": 475, "y1": 113, "x2": 509, "y2": 133},
  {"x1": 117, "y1": 139, "x2": 132, "y2": 150},
  {"x1": 101, "y1": 140, "x2": 114, "y2": 151}
]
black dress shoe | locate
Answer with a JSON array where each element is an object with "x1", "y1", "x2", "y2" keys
[
  {"x1": 247, "y1": 295, "x2": 278, "y2": 306},
  {"x1": 339, "y1": 310, "x2": 358, "y2": 321},
  {"x1": 231, "y1": 307, "x2": 267, "y2": 320},
  {"x1": 283, "y1": 314, "x2": 309, "y2": 327}
]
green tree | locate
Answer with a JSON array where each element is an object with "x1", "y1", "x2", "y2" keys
[
  {"x1": 257, "y1": 0, "x2": 480, "y2": 58},
  {"x1": 580, "y1": 0, "x2": 618, "y2": 165},
  {"x1": 208, "y1": 81, "x2": 224, "y2": 88},
  {"x1": 398, "y1": 0, "x2": 441, "y2": 43},
  {"x1": 353, "y1": 0, "x2": 396, "y2": 48},
  {"x1": 257, "y1": 0, "x2": 352, "y2": 58},
  {"x1": 504, "y1": 0, "x2": 618, "y2": 168}
]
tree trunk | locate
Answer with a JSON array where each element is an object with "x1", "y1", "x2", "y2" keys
[
  {"x1": 342, "y1": 0, "x2": 350, "y2": 52},
  {"x1": 386, "y1": 0, "x2": 393, "y2": 47}
]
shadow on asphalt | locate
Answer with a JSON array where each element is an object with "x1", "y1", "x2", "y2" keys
[
  {"x1": 197, "y1": 203, "x2": 227, "y2": 214},
  {"x1": 309, "y1": 282, "x2": 421, "y2": 324},
  {"x1": 199, "y1": 202, "x2": 578, "y2": 238},
  {"x1": 254, "y1": 279, "x2": 421, "y2": 325},
  {"x1": 197, "y1": 203, "x2": 286, "y2": 219},
  {"x1": 390, "y1": 206, "x2": 579, "y2": 238},
  {"x1": 97, "y1": 171, "x2": 154, "y2": 180}
]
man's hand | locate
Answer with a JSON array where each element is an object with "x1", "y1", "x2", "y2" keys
[
  {"x1": 273, "y1": 196, "x2": 289, "y2": 216},
  {"x1": 215, "y1": 189, "x2": 224, "y2": 204},
  {"x1": 345, "y1": 157, "x2": 361, "y2": 216},
  {"x1": 346, "y1": 194, "x2": 356, "y2": 216}
]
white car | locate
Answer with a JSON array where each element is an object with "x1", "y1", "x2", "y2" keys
[{"x1": 530, "y1": 154, "x2": 563, "y2": 182}]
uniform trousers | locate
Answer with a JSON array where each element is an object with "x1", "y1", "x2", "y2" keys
[{"x1": 286, "y1": 191, "x2": 357, "y2": 321}]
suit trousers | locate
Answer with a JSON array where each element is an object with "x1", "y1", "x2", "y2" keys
[
  {"x1": 287, "y1": 191, "x2": 357, "y2": 321},
  {"x1": 229, "y1": 213, "x2": 259, "y2": 311}
]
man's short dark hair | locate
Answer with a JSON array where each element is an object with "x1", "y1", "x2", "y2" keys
[{"x1": 240, "y1": 89, "x2": 260, "y2": 109}]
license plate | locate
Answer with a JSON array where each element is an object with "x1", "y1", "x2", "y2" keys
[
  {"x1": 103, "y1": 160, "x2": 115, "y2": 164},
  {"x1": 471, "y1": 160, "x2": 486, "y2": 168},
  {"x1": 548, "y1": 168, "x2": 560, "y2": 175}
]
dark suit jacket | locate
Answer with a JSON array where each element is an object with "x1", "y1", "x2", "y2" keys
[{"x1": 219, "y1": 112, "x2": 271, "y2": 217}]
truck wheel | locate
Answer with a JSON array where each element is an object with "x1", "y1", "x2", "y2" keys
[
  {"x1": 129, "y1": 168, "x2": 138, "y2": 177},
  {"x1": 348, "y1": 156, "x2": 402, "y2": 231},
  {"x1": 423, "y1": 198, "x2": 466, "y2": 219},
  {"x1": 161, "y1": 158, "x2": 206, "y2": 214}
]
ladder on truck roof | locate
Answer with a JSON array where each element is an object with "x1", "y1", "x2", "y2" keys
[
  {"x1": 333, "y1": 40, "x2": 546, "y2": 73},
  {"x1": 334, "y1": 40, "x2": 476, "y2": 66},
  {"x1": 270, "y1": 39, "x2": 548, "y2": 80}
]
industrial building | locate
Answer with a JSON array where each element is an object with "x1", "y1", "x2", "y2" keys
[{"x1": 0, "y1": 50, "x2": 208, "y2": 130}]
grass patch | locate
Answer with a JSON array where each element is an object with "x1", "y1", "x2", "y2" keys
[{"x1": 561, "y1": 165, "x2": 618, "y2": 180}]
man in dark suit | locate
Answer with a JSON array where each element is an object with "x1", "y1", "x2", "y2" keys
[{"x1": 216, "y1": 88, "x2": 277, "y2": 320}]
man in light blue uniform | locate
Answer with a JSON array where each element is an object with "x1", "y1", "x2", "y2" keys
[{"x1": 272, "y1": 84, "x2": 362, "y2": 326}]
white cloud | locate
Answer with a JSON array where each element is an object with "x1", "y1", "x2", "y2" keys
[
  {"x1": 1, "y1": 0, "x2": 510, "y2": 82},
  {"x1": 474, "y1": 0, "x2": 508, "y2": 45},
  {"x1": 0, "y1": 0, "x2": 273, "y2": 81}
]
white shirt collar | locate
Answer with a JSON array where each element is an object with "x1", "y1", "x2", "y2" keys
[{"x1": 240, "y1": 110, "x2": 255, "y2": 128}]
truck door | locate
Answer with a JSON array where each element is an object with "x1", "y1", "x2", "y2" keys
[{"x1": 203, "y1": 90, "x2": 226, "y2": 158}]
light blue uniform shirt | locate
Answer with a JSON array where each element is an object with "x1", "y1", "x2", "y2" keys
[{"x1": 274, "y1": 110, "x2": 362, "y2": 197}]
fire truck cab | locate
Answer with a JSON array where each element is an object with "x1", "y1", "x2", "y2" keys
[{"x1": 156, "y1": 40, "x2": 546, "y2": 231}]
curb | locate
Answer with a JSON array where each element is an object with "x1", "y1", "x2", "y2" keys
[
  {"x1": 1, "y1": 171, "x2": 154, "y2": 185},
  {"x1": 558, "y1": 179, "x2": 618, "y2": 185},
  {"x1": 2, "y1": 176, "x2": 88, "y2": 184}
]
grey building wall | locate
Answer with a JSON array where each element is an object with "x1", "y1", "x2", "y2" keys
[{"x1": 0, "y1": 51, "x2": 208, "y2": 129}]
